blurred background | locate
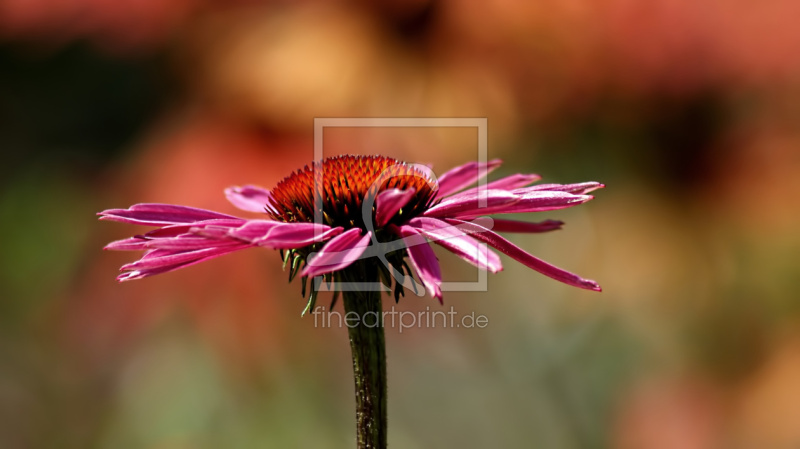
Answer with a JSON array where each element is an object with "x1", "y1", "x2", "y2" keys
[{"x1": 2, "y1": 0, "x2": 800, "y2": 447}]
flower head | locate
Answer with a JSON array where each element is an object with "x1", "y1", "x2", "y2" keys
[{"x1": 100, "y1": 155, "x2": 602, "y2": 310}]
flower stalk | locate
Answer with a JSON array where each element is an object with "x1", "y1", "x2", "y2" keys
[{"x1": 342, "y1": 265, "x2": 387, "y2": 449}]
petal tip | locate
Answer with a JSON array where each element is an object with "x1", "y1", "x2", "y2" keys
[
  {"x1": 584, "y1": 280, "x2": 602, "y2": 292},
  {"x1": 116, "y1": 272, "x2": 137, "y2": 282}
]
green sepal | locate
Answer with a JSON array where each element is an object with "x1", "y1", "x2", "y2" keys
[
  {"x1": 402, "y1": 260, "x2": 420, "y2": 296},
  {"x1": 393, "y1": 281, "x2": 405, "y2": 303},
  {"x1": 288, "y1": 254, "x2": 303, "y2": 282},
  {"x1": 301, "y1": 281, "x2": 319, "y2": 316},
  {"x1": 281, "y1": 249, "x2": 292, "y2": 271},
  {"x1": 329, "y1": 288, "x2": 340, "y2": 310},
  {"x1": 377, "y1": 262, "x2": 392, "y2": 290}
]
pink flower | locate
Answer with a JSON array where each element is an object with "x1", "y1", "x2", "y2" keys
[{"x1": 99, "y1": 155, "x2": 602, "y2": 306}]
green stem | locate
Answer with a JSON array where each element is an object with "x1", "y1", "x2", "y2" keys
[{"x1": 343, "y1": 287, "x2": 387, "y2": 449}]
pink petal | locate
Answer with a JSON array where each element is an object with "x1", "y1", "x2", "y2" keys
[
  {"x1": 227, "y1": 220, "x2": 283, "y2": 241},
  {"x1": 407, "y1": 217, "x2": 502, "y2": 273},
  {"x1": 117, "y1": 246, "x2": 245, "y2": 282},
  {"x1": 375, "y1": 188, "x2": 416, "y2": 227},
  {"x1": 423, "y1": 189, "x2": 519, "y2": 218},
  {"x1": 488, "y1": 219, "x2": 564, "y2": 233},
  {"x1": 256, "y1": 223, "x2": 343, "y2": 249},
  {"x1": 104, "y1": 237, "x2": 149, "y2": 251},
  {"x1": 225, "y1": 185, "x2": 273, "y2": 213},
  {"x1": 98, "y1": 204, "x2": 237, "y2": 226},
  {"x1": 143, "y1": 219, "x2": 246, "y2": 238},
  {"x1": 302, "y1": 229, "x2": 372, "y2": 278},
  {"x1": 436, "y1": 159, "x2": 503, "y2": 197},
  {"x1": 515, "y1": 182, "x2": 604, "y2": 195},
  {"x1": 485, "y1": 173, "x2": 541, "y2": 190},
  {"x1": 190, "y1": 225, "x2": 237, "y2": 240},
  {"x1": 118, "y1": 264, "x2": 189, "y2": 282},
  {"x1": 398, "y1": 225, "x2": 443, "y2": 302},
  {"x1": 121, "y1": 245, "x2": 246, "y2": 271},
  {"x1": 439, "y1": 173, "x2": 542, "y2": 207},
  {"x1": 446, "y1": 219, "x2": 601, "y2": 291},
  {"x1": 457, "y1": 191, "x2": 592, "y2": 217},
  {"x1": 143, "y1": 237, "x2": 242, "y2": 251}
]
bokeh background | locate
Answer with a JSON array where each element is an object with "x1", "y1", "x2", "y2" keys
[{"x1": 2, "y1": 1, "x2": 800, "y2": 447}]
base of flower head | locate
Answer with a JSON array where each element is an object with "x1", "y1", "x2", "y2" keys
[{"x1": 281, "y1": 239, "x2": 422, "y2": 316}]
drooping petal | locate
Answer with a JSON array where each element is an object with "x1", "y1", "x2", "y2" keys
[
  {"x1": 507, "y1": 191, "x2": 593, "y2": 213},
  {"x1": 446, "y1": 219, "x2": 601, "y2": 291},
  {"x1": 227, "y1": 219, "x2": 283, "y2": 241},
  {"x1": 436, "y1": 159, "x2": 503, "y2": 197},
  {"x1": 104, "y1": 237, "x2": 149, "y2": 251},
  {"x1": 117, "y1": 246, "x2": 246, "y2": 282},
  {"x1": 514, "y1": 182, "x2": 604, "y2": 195},
  {"x1": 375, "y1": 188, "x2": 416, "y2": 227},
  {"x1": 406, "y1": 217, "x2": 502, "y2": 273},
  {"x1": 106, "y1": 217, "x2": 247, "y2": 251},
  {"x1": 225, "y1": 185, "x2": 273, "y2": 213},
  {"x1": 120, "y1": 245, "x2": 248, "y2": 272},
  {"x1": 98, "y1": 204, "x2": 237, "y2": 226},
  {"x1": 256, "y1": 223, "x2": 343, "y2": 249},
  {"x1": 143, "y1": 219, "x2": 246, "y2": 238},
  {"x1": 456, "y1": 191, "x2": 592, "y2": 217},
  {"x1": 103, "y1": 214, "x2": 255, "y2": 281},
  {"x1": 485, "y1": 173, "x2": 541, "y2": 190},
  {"x1": 117, "y1": 263, "x2": 191, "y2": 282},
  {"x1": 423, "y1": 190, "x2": 519, "y2": 218},
  {"x1": 190, "y1": 225, "x2": 238, "y2": 240},
  {"x1": 143, "y1": 236, "x2": 243, "y2": 251},
  {"x1": 488, "y1": 219, "x2": 564, "y2": 233},
  {"x1": 398, "y1": 225, "x2": 443, "y2": 302},
  {"x1": 302, "y1": 229, "x2": 372, "y2": 278}
]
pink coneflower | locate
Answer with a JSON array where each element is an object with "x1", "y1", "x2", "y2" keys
[
  {"x1": 100, "y1": 154, "x2": 601, "y2": 303},
  {"x1": 99, "y1": 154, "x2": 602, "y2": 449}
]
